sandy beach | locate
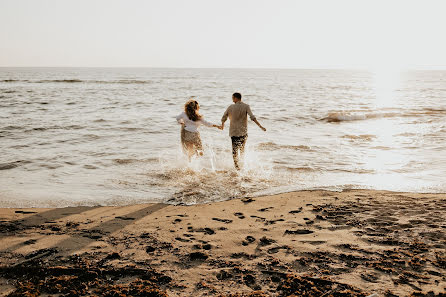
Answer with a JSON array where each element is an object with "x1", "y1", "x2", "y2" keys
[{"x1": 0, "y1": 189, "x2": 445, "y2": 296}]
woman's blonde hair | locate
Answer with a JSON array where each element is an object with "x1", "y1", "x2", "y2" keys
[{"x1": 184, "y1": 98, "x2": 202, "y2": 121}]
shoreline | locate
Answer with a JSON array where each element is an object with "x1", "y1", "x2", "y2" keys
[
  {"x1": 2, "y1": 187, "x2": 446, "y2": 209},
  {"x1": 0, "y1": 189, "x2": 445, "y2": 296}
]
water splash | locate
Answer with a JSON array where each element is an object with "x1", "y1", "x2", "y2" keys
[{"x1": 146, "y1": 143, "x2": 281, "y2": 205}]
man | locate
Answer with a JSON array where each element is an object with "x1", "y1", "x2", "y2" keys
[{"x1": 221, "y1": 92, "x2": 266, "y2": 170}]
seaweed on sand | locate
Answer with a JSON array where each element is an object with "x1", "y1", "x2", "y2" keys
[
  {"x1": 277, "y1": 274, "x2": 368, "y2": 297},
  {"x1": 1, "y1": 254, "x2": 171, "y2": 297}
]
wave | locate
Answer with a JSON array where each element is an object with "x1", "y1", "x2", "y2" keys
[
  {"x1": 280, "y1": 166, "x2": 316, "y2": 172},
  {"x1": 0, "y1": 79, "x2": 26, "y2": 82},
  {"x1": 341, "y1": 134, "x2": 376, "y2": 141},
  {"x1": 113, "y1": 158, "x2": 159, "y2": 165},
  {"x1": 39, "y1": 79, "x2": 83, "y2": 83},
  {"x1": 422, "y1": 108, "x2": 446, "y2": 114},
  {"x1": 112, "y1": 80, "x2": 154, "y2": 84},
  {"x1": 22, "y1": 124, "x2": 84, "y2": 132},
  {"x1": 1, "y1": 79, "x2": 154, "y2": 84},
  {"x1": 0, "y1": 160, "x2": 31, "y2": 170},
  {"x1": 113, "y1": 158, "x2": 140, "y2": 164},
  {"x1": 2, "y1": 125, "x2": 24, "y2": 130},
  {"x1": 321, "y1": 112, "x2": 393, "y2": 122},
  {"x1": 257, "y1": 141, "x2": 313, "y2": 151},
  {"x1": 322, "y1": 108, "x2": 446, "y2": 122}
]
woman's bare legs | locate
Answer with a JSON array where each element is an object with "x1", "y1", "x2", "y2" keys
[{"x1": 185, "y1": 143, "x2": 195, "y2": 161}]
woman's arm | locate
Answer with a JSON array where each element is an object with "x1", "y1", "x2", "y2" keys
[
  {"x1": 201, "y1": 118, "x2": 222, "y2": 130},
  {"x1": 176, "y1": 112, "x2": 185, "y2": 124}
]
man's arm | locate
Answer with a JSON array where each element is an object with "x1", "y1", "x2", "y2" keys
[
  {"x1": 220, "y1": 107, "x2": 229, "y2": 129},
  {"x1": 253, "y1": 118, "x2": 266, "y2": 131},
  {"x1": 247, "y1": 105, "x2": 266, "y2": 131}
]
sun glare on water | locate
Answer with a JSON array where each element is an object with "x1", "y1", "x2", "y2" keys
[{"x1": 358, "y1": 67, "x2": 410, "y2": 187}]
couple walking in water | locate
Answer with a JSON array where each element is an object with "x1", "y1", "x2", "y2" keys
[{"x1": 176, "y1": 93, "x2": 266, "y2": 170}]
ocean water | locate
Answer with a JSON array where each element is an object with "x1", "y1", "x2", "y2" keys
[{"x1": 1, "y1": 67, "x2": 445, "y2": 207}]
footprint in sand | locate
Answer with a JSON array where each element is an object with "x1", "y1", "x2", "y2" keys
[
  {"x1": 259, "y1": 236, "x2": 276, "y2": 246},
  {"x1": 230, "y1": 252, "x2": 256, "y2": 260},
  {"x1": 23, "y1": 239, "x2": 37, "y2": 245},
  {"x1": 300, "y1": 240, "x2": 326, "y2": 245},
  {"x1": 242, "y1": 236, "x2": 256, "y2": 246},
  {"x1": 284, "y1": 229, "x2": 314, "y2": 235},
  {"x1": 289, "y1": 208, "x2": 303, "y2": 214},
  {"x1": 188, "y1": 252, "x2": 208, "y2": 261},
  {"x1": 234, "y1": 212, "x2": 245, "y2": 219},
  {"x1": 190, "y1": 227, "x2": 215, "y2": 235},
  {"x1": 146, "y1": 246, "x2": 156, "y2": 253},
  {"x1": 241, "y1": 197, "x2": 255, "y2": 204},
  {"x1": 267, "y1": 245, "x2": 291, "y2": 254},
  {"x1": 212, "y1": 218, "x2": 233, "y2": 224},
  {"x1": 193, "y1": 243, "x2": 212, "y2": 250},
  {"x1": 216, "y1": 270, "x2": 232, "y2": 280},
  {"x1": 203, "y1": 228, "x2": 215, "y2": 235},
  {"x1": 175, "y1": 237, "x2": 190, "y2": 242},
  {"x1": 250, "y1": 215, "x2": 265, "y2": 222},
  {"x1": 265, "y1": 218, "x2": 285, "y2": 225}
]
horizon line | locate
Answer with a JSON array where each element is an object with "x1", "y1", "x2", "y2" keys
[{"x1": 1, "y1": 66, "x2": 446, "y2": 71}]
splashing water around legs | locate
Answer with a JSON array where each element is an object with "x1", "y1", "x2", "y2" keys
[{"x1": 152, "y1": 142, "x2": 279, "y2": 205}]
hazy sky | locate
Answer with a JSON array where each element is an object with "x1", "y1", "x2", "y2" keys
[{"x1": 1, "y1": 0, "x2": 445, "y2": 69}]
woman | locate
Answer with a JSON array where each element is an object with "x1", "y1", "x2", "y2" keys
[{"x1": 176, "y1": 98, "x2": 221, "y2": 160}]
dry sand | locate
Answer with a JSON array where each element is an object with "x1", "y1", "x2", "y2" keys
[{"x1": 0, "y1": 189, "x2": 445, "y2": 296}]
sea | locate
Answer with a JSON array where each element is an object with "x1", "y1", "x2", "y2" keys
[{"x1": 1, "y1": 67, "x2": 445, "y2": 207}]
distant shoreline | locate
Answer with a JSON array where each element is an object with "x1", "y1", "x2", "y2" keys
[{"x1": 2, "y1": 66, "x2": 446, "y2": 71}]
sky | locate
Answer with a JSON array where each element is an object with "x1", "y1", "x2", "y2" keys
[{"x1": 1, "y1": 0, "x2": 446, "y2": 69}]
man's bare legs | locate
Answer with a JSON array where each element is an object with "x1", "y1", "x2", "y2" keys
[{"x1": 231, "y1": 135, "x2": 248, "y2": 170}]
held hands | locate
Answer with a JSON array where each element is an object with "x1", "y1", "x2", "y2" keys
[{"x1": 213, "y1": 124, "x2": 224, "y2": 130}]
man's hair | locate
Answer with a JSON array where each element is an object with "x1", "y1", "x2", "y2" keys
[{"x1": 232, "y1": 92, "x2": 242, "y2": 100}]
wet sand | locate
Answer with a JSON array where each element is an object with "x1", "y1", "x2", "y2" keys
[{"x1": 0, "y1": 190, "x2": 445, "y2": 296}]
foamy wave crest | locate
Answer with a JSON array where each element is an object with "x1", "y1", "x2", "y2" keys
[
  {"x1": 257, "y1": 142, "x2": 313, "y2": 151},
  {"x1": 341, "y1": 134, "x2": 376, "y2": 141},
  {"x1": 322, "y1": 108, "x2": 446, "y2": 122},
  {"x1": 0, "y1": 79, "x2": 25, "y2": 82},
  {"x1": 0, "y1": 160, "x2": 32, "y2": 170},
  {"x1": 321, "y1": 112, "x2": 393, "y2": 122},
  {"x1": 36, "y1": 79, "x2": 83, "y2": 83}
]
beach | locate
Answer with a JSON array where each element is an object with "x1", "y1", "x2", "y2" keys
[
  {"x1": 1, "y1": 189, "x2": 445, "y2": 296},
  {"x1": 2, "y1": 1, "x2": 446, "y2": 296}
]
